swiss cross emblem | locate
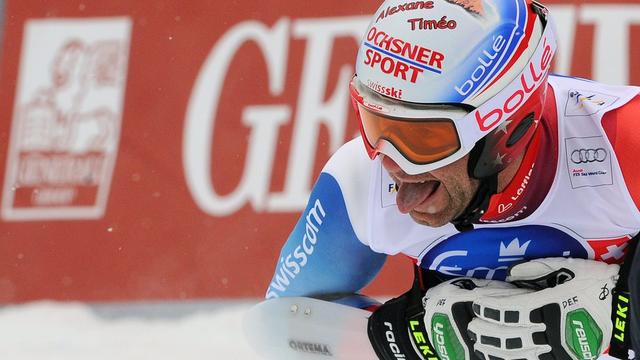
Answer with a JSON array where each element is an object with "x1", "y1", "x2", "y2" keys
[{"x1": 586, "y1": 236, "x2": 632, "y2": 264}]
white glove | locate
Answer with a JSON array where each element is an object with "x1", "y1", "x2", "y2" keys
[
  {"x1": 469, "y1": 257, "x2": 619, "y2": 360},
  {"x1": 422, "y1": 277, "x2": 532, "y2": 360}
]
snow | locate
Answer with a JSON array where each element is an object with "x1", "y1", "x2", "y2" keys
[
  {"x1": 0, "y1": 300, "x2": 621, "y2": 360},
  {"x1": 0, "y1": 300, "x2": 262, "y2": 360}
]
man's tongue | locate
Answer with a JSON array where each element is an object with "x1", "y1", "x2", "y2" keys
[{"x1": 396, "y1": 181, "x2": 438, "y2": 214}]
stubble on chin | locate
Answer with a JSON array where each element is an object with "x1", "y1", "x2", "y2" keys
[
  {"x1": 409, "y1": 211, "x2": 450, "y2": 227},
  {"x1": 408, "y1": 205, "x2": 457, "y2": 228},
  {"x1": 408, "y1": 180, "x2": 477, "y2": 228}
]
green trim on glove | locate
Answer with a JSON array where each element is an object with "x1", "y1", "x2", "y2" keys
[{"x1": 565, "y1": 309, "x2": 603, "y2": 360}]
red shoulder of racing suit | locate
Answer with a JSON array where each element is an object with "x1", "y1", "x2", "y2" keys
[{"x1": 602, "y1": 95, "x2": 640, "y2": 209}]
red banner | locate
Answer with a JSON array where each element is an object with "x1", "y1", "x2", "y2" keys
[{"x1": 0, "y1": 0, "x2": 639, "y2": 302}]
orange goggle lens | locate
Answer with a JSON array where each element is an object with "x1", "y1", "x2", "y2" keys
[{"x1": 357, "y1": 103, "x2": 461, "y2": 165}]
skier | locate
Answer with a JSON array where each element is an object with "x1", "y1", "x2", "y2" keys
[{"x1": 263, "y1": 0, "x2": 640, "y2": 358}]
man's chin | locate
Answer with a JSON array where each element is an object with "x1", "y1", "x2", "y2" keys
[{"x1": 408, "y1": 210, "x2": 452, "y2": 228}]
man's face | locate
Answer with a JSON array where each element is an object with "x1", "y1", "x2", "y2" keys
[{"x1": 382, "y1": 154, "x2": 480, "y2": 227}]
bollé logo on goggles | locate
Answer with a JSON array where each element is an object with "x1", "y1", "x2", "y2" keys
[
  {"x1": 475, "y1": 36, "x2": 553, "y2": 132},
  {"x1": 362, "y1": 26, "x2": 445, "y2": 83}
]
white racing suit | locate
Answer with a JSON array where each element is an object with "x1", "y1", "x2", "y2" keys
[{"x1": 266, "y1": 75, "x2": 640, "y2": 358}]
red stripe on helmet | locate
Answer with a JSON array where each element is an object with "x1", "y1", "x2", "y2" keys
[{"x1": 475, "y1": 4, "x2": 538, "y2": 100}]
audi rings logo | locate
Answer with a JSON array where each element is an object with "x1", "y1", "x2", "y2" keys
[{"x1": 571, "y1": 148, "x2": 607, "y2": 164}]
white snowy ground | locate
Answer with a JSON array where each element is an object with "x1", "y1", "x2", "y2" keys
[
  {"x1": 0, "y1": 300, "x2": 262, "y2": 360},
  {"x1": 0, "y1": 300, "x2": 620, "y2": 360}
]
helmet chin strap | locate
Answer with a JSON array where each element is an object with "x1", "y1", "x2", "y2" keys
[
  {"x1": 450, "y1": 175, "x2": 497, "y2": 232},
  {"x1": 451, "y1": 110, "x2": 541, "y2": 232},
  {"x1": 451, "y1": 139, "x2": 498, "y2": 232}
]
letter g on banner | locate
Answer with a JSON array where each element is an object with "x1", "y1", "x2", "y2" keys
[{"x1": 183, "y1": 19, "x2": 290, "y2": 216}]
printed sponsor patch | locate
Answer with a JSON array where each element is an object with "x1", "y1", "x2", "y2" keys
[
  {"x1": 565, "y1": 136, "x2": 613, "y2": 189},
  {"x1": 421, "y1": 225, "x2": 588, "y2": 280},
  {"x1": 362, "y1": 26, "x2": 446, "y2": 83},
  {"x1": 380, "y1": 166, "x2": 398, "y2": 208},
  {"x1": 366, "y1": 79, "x2": 404, "y2": 100},
  {"x1": 564, "y1": 89, "x2": 619, "y2": 117},
  {"x1": 2, "y1": 18, "x2": 132, "y2": 221}
]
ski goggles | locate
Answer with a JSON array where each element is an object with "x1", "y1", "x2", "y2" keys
[
  {"x1": 349, "y1": 3, "x2": 556, "y2": 175},
  {"x1": 350, "y1": 77, "x2": 468, "y2": 173}
]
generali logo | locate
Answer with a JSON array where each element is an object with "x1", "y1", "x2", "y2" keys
[
  {"x1": 183, "y1": 17, "x2": 369, "y2": 217},
  {"x1": 2, "y1": 18, "x2": 132, "y2": 221}
]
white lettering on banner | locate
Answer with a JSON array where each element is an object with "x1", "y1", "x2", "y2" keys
[
  {"x1": 549, "y1": 4, "x2": 640, "y2": 85},
  {"x1": 546, "y1": 5, "x2": 577, "y2": 76},
  {"x1": 17, "y1": 154, "x2": 104, "y2": 185},
  {"x1": 185, "y1": 7, "x2": 637, "y2": 217},
  {"x1": 580, "y1": 5, "x2": 640, "y2": 85},
  {"x1": 269, "y1": 19, "x2": 366, "y2": 210},
  {"x1": 184, "y1": 17, "x2": 368, "y2": 216},
  {"x1": 184, "y1": 19, "x2": 291, "y2": 217}
]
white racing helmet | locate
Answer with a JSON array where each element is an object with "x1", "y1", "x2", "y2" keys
[{"x1": 350, "y1": 0, "x2": 556, "y2": 177}]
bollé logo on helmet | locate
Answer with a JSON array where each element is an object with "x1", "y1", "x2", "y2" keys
[
  {"x1": 475, "y1": 36, "x2": 553, "y2": 132},
  {"x1": 455, "y1": 34, "x2": 507, "y2": 97},
  {"x1": 362, "y1": 26, "x2": 445, "y2": 83}
]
